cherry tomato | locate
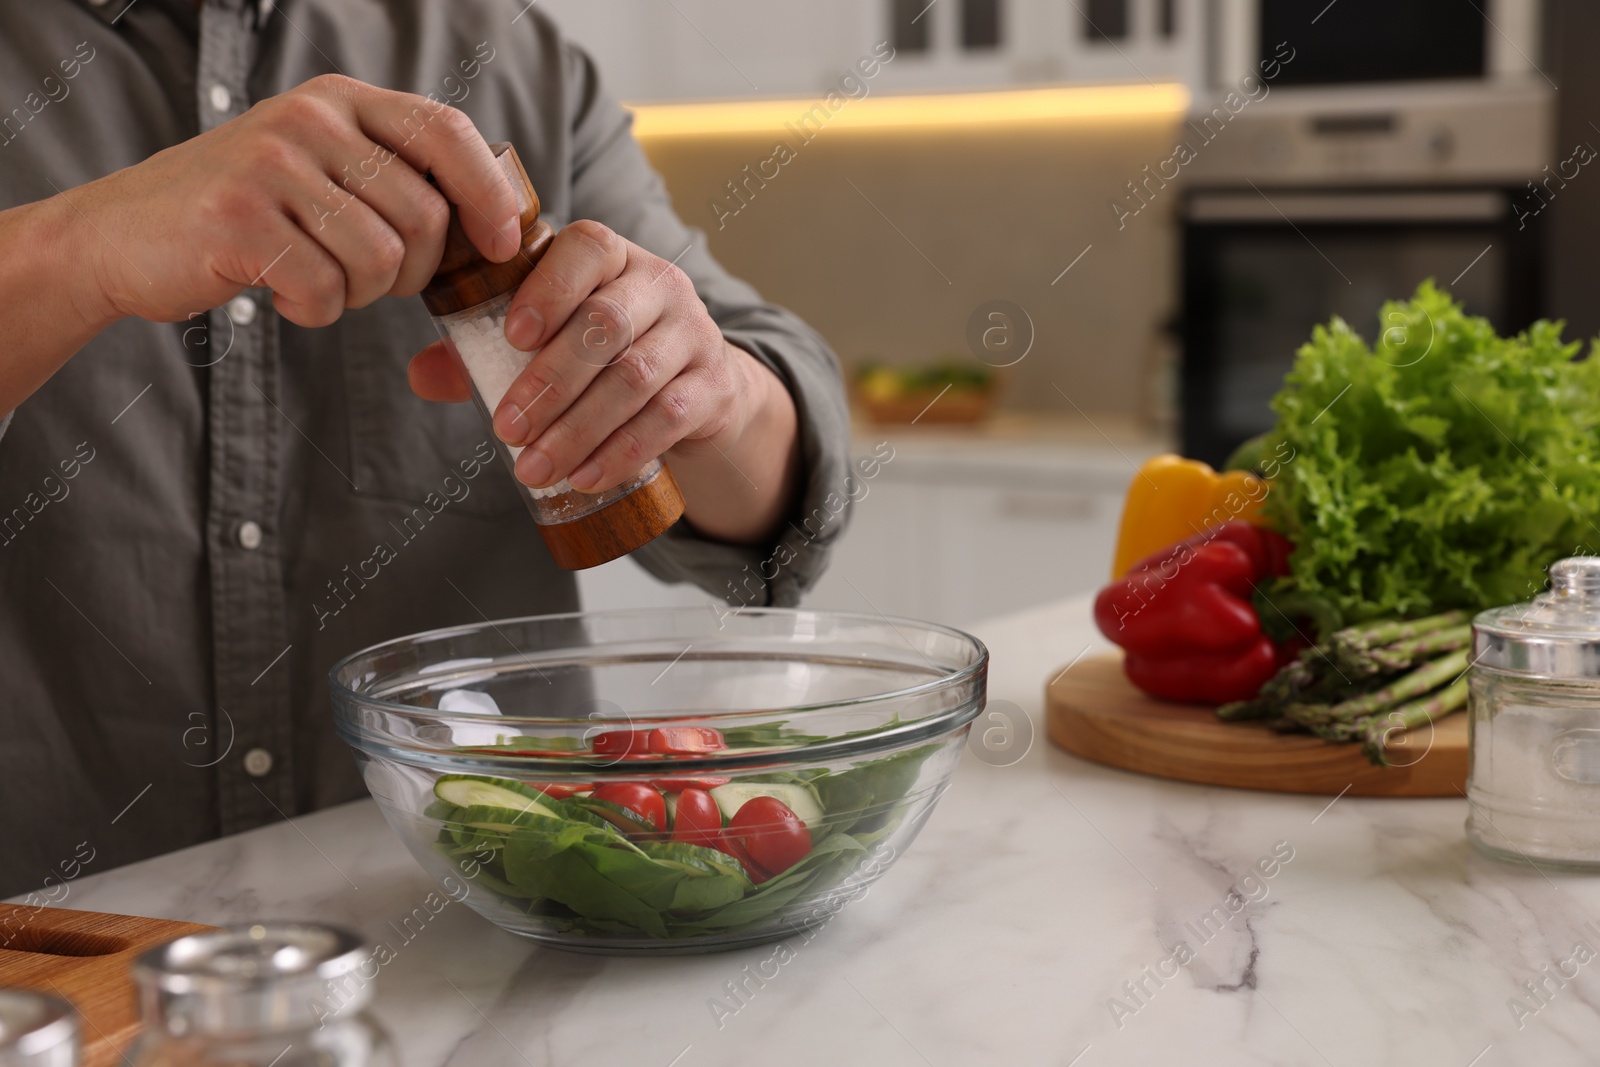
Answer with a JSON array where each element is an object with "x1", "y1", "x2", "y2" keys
[
  {"x1": 529, "y1": 783, "x2": 591, "y2": 800},
  {"x1": 589, "y1": 783, "x2": 667, "y2": 834},
  {"x1": 717, "y1": 832, "x2": 772, "y2": 884},
  {"x1": 590, "y1": 730, "x2": 651, "y2": 756},
  {"x1": 652, "y1": 776, "x2": 732, "y2": 793},
  {"x1": 648, "y1": 727, "x2": 726, "y2": 754},
  {"x1": 669, "y1": 788, "x2": 723, "y2": 849},
  {"x1": 727, "y1": 797, "x2": 812, "y2": 878}
]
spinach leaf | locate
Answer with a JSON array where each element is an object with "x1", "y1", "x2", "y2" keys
[
  {"x1": 719, "y1": 722, "x2": 821, "y2": 747},
  {"x1": 668, "y1": 872, "x2": 751, "y2": 913},
  {"x1": 816, "y1": 743, "x2": 939, "y2": 833},
  {"x1": 673, "y1": 835, "x2": 867, "y2": 933},
  {"x1": 572, "y1": 841, "x2": 690, "y2": 912},
  {"x1": 503, "y1": 834, "x2": 668, "y2": 937}
]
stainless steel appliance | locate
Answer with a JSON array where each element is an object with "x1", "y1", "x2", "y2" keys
[
  {"x1": 1178, "y1": 77, "x2": 1554, "y2": 464},
  {"x1": 1209, "y1": 0, "x2": 1543, "y2": 90}
]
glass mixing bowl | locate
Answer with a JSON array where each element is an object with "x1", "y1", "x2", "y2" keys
[{"x1": 329, "y1": 608, "x2": 988, "y2": 954}]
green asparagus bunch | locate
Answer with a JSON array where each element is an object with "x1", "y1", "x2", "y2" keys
[{"x1": 1217, "y1": 611, "x2": 1472, "y2": 766}]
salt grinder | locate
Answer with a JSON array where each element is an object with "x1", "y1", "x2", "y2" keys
[
  {"x1": 421, "y1": 143, "x2": 685, "y2": 570},
  {"x1": 128, "y1": 924, "x2": 396, "y2": 1066},
  {"x1": 0, "y1": 990, "x2": 79, "y2": 1067}
]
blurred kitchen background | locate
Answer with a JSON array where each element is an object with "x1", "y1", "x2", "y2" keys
[{"x1": 549, "y1": 0, "x2": 1600, "y2": 627}]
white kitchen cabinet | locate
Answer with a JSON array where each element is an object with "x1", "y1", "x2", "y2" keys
[
  {"x1": 928, "y1": 475, "x2": 1125, "y2": 625},
  {"x1": 577, "y1": 430, "x2": 1159, "y2": 629},
  {"x1": 801, "y1": 442, "x2": 1138, "y2": 626},
  {"x1": 536, "y1": 0, "x2": 1204, "y2": 102},
  {"x1": 802, "y1": 476, "x2": 937, "y2": 620}
]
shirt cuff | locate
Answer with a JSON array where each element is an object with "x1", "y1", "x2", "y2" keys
[{"x1": 627, "y1": 325, "x2": 853, "y2": 608}]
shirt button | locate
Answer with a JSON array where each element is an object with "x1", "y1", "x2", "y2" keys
[
  {"x1": 242, "y1": 748, "x2": 274, "y2": 777},
  {"x1": 208, "y1": 84, "x2": 233, "y2": 114},
  {"x1": 226, "y1": 295, "x2": 257, "y2": 327},
  {"x1": 236, "y1": 520, "x2": 264, "y2": 550}
]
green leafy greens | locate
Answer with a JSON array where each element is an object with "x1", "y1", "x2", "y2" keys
[
  {"x1": 1262, "y1": 281, "x2": 1600, "y2": 623},
  {"x1": 434, "y1": 742, "x2": 940, "y2": 941}
]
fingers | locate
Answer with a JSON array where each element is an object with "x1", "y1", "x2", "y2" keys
[
  {"x1": 290, "y1": 92, "x2": 451, "y2": 301},
  {"x1": 286, "y1": 178, "x2": 405, "y2": 310},
  {"x1": 493, "y1": 224, "x2": 671, "y2": 449},
  {"x1": 514, "y1": 306, "x2": 727, "y2": 493},
  {"x1": 408, "y1": 340, "x2": 473, "y2": 403},
  {"x1": 512, "y1": 328, "x2": 678, "y2": 490},
  {"x1": 258, "y1": 231, "x2": 348, "y2": 329},
  {"x1": 327, "y1": 142, "x2": 452, "y2": 298},
  {"x1": 230, "y1": 79, "x2": 451, "y2": 311},
  {"x1": 343, "y1": 80, "x2": 519, "y2": 263},
  {"x1": 207, "y1": 192, "x2": 345, "y2": 327},
  {"x1": 503, "y1": 220, "x2": 633, "y2": 353},
  {"x1": 569, "y1": 363, "x2": 733, "y2": 493}
]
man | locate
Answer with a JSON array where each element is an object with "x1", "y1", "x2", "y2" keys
[{"x1": 0, "y1": 0, "x2": 849, "y2": 897}]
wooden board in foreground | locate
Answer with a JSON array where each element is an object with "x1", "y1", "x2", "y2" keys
[
  {"x1": 0, "y1": 905, "x2": 215, "y2": 1067},
  {"x1": 1045, "y1": 652, "x2": 1467, "y2": 797}
]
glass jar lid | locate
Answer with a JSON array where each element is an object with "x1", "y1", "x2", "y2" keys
[
  {"x1": 133, "y1": 924, "x2": 371, "y2": 1035},
  {"x1": 0, "y1": 990, "x2": 78, "y2": 1066},
  {"x1": 1474, "y1": 556, "x2": 1600, "y2": 677}
]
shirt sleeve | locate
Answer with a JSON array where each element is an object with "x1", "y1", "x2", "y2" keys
[{"x1": 556, "y1": 39, "x2": 853, "y2": 608}]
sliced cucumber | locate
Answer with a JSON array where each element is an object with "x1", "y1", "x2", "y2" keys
[
  {"x1": 423, "y1": 798, "x2": 461, "y2": 822},
  {"x1": 447, "y1": 802, "x2": 565, "y2": 850},
  {"x1": 640, "y1": 841, "x2": 739, "y2": 878},
  {"x1": 434, "y1": 775, "x2": 562, "y2": 819},
  {"x1": 453, "y1": 803, "x2": 562, "y2": 835},
  {"x1": 709, "y1": 781, "x2": 824, "y2": 829}
]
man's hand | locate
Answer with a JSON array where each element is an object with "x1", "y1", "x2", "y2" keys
[
  {"x1": 72, "y1": 74, "x2": 519, "y2": 328},
  {"x1": 407, "y1": 221, "x2": 801, "y2": 545}
]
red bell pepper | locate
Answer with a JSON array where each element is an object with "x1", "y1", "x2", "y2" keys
[
  {"x1": 1094, "y1": 521, "x2": 1294, "y2": 704},
  {"x1": 1123, "y1": 521, "x2": 1292, "y2": 583},
  {"x1": 1123, "y1": 638, "x2": 1281, "y2": 705}
]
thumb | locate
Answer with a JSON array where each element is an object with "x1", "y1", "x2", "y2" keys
[{"x1": 407, "y1": 340, "x2": 473, "y2": 403}]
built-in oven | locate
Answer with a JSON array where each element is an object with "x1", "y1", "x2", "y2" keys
[
  {"x1": 1181, "y1": 187, "x2": 1542, "y2": 465},
  {"x1": 1176, "y1": 72, "x2": 1554, "y2": 466}
]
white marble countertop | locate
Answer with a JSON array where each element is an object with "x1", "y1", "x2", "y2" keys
[{"x1": 31, "y1": 595, "x2": 1600, "y2": 1066}]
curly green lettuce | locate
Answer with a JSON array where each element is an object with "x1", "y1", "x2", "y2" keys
[{"x1": 1262, "y1": 281, "x2": 1600, "y2": 623}]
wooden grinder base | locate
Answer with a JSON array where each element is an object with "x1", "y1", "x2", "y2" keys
[
  {"x1": 538, "y1": 463, "x2": 686, "y2": 571},
  {"x1": 1045, "y1": 652, "x2": 1468, "y2": 797},
  {"x1": 0, "y1": 906, "x2": 215, "y2": 1067}
]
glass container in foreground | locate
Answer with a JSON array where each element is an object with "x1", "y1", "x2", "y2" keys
[
  {"x1": 330, "y1": 607, "x2": 988, "y2": 954},
  {"x1": 1469, "y1": 556, "x2": 1600, "y2": 867},
  {"x1": 129, "y1": 924, "x2": 397, "y2": 1067}
]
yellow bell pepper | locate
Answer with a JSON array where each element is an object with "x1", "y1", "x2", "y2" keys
[{"x1": 1110, "y1": 454, "x2": 1271, "y2": 578}]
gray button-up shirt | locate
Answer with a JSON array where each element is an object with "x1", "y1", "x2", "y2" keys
[{"x1": 0, "y1": 0, "x2": 849, "y2": 896}]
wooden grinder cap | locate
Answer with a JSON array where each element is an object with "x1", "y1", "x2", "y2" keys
[
  {"x1": 420, "y1": 142, "x2": 685, "y2": 570},
  {"x1": 421, "y1": 142, "x2": 554, "y2": 316}
]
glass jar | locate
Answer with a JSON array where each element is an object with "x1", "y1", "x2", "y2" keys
[
  {"x1": 0, "y1": 990, "x2": 78, "y2": 1067},
  {"x1": 421, "y1": 142, "x2": 684, "y2": 570},
  {"x1": 128, "y1": 924, "x2": 397, "y2": 1067},
  {"x1": 432, "y1": 289, "x2": 682, "y2": 566},
  {"x1": 1468, "y1": 556, "x2": 1600, "y2": 866}
]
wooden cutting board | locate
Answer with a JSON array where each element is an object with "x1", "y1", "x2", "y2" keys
[
  {"x1": 0, "y1": 906, "x2": 215, "y2": 1066},
  {"x1": 1045, "y1": 652, "x2": 1468, "y2": 797}
]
